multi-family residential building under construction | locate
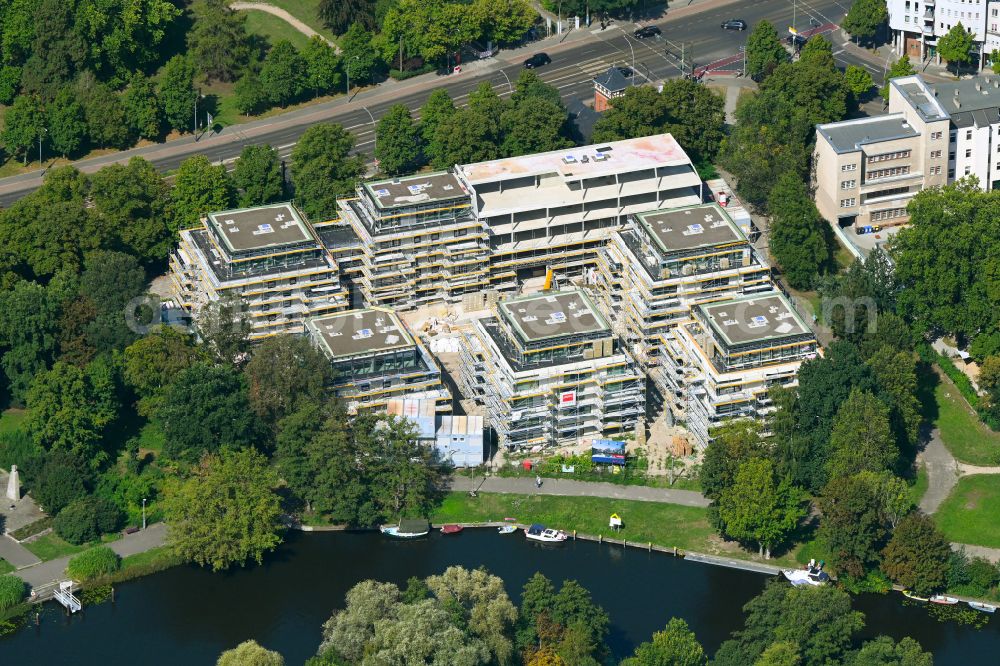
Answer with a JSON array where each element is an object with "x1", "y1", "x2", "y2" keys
[{"x1": 169, "y1": 134, "x2": 820, "y2": 450}]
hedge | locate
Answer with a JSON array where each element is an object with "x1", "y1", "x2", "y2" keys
[
  {"x1": 0, "y1": 574, "x2": 26, "y2": 612},
  {"x1": 66, "y1": 547, "x2": 121, "y2": 581}
]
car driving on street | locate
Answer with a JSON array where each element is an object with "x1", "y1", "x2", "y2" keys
[
  {"x1": 721, "y1": 19, "x2": 747, "y2": 31},
  {"x1": 633, "y1": 25, "x2": 661, "y2": 38},
  {"x1": 523, "y1": 53, "x2": 551, "y2": 68}
]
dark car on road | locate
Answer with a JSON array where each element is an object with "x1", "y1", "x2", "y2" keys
[
  {"x1": 721, "y1": 19, "x2": 747, "y2": 31},
  {"x1": 633, "y1": 25, "x2": 661, "y2": 39},
  {"x1": 523, "y1": 52, "x2": 551, "y2": 68}
]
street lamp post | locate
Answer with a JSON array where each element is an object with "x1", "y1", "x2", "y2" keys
[
  {"x1": 194, "y1": 88, "x2": 201, "y2": 135},
  {"x1": 346, "y1": 55, "x2": 360, "y2": 100},
  {"x1": 361, "y1": 105, "x2": 376, "y2": 153},
  {"x1": 142, "y1": 498, "x2": 147, "y2": 530},
  {"x1": 498, "y1": 69, "x2": 513, "y2": 94},
  {"x1": 624, "y1": 34, "x2": 636, "y2": 85}
]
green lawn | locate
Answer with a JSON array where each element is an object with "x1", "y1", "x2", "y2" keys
[
  {"x1": 909, "y1": 462, "x2": 929, "y2": 507},
  {"x1": 228, "y1": 0, "x2": 336, "y2": 41},
  {"x1": 137, "y1": 421, "x2": 166, "y2": 455},
  {"x1": 0, "y1": 409, "x2": 28, "y2": 435},
  {"x1": 23, "y1": 533, "x2": 87, "y2": 561},
  {"x1": 0, "y1": 558, "x2": 13, "y2": 575},
  {"x1": 936, "y1": 475, "x2": 1000, "y2": 548},
  {"x1": 934, "y1": 376, "x2": 1000, "y2": 465},
  {"x1": 244, "y1": 9, "x2": 313, "y2": 50}
]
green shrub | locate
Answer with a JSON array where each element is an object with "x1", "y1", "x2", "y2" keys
[
  {"x1": 0, "y1": 574, "x2": 27, "y2": 611},
  {"x1": 32, "y1": 452, "x2": 89, "y2": 515},
  {"x1": 54, "y1": 496, "x2": 124, "y2": 545},
  {"x1": 0, "y1": 430, "x2": 43, "y2": 480},
  {"x1": 66, "y1": 546, "x2": 121, "y2": 581}
]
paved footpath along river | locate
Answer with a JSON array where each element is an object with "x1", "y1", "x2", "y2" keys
[{"x1": 1, "y1": 530, "x2": 998, "y2": 664}]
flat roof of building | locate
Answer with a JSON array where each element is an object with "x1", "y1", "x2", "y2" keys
[
  {"x1": 459, "y1": 134, "x2": 692, "y2": 184},
  {"x1": 499, "y1": 289, "x2": 609, "y2": 342},
  {"x1": 637, "y1": 203, "x2": 744, "y2": 253},
  {"x1": 207, "y1": 203, "x2": 314, "y2": 253},
  {"x1": 699, "y1": 293, "x2": 811, "y2": 347},
  {"x1": 363, "y1": 171, "x2": 469, "y2": 209},
  {"x1": 308, "y1": 309, "x2": 414, "y2": 359},
  {"x1": 892, "y1": 76, "x2": 948, "y2": 122},
  {"x1": 816, "y1": 114, "x2": 918, "y2": 154}
]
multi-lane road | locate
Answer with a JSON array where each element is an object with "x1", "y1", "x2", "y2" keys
[{"x1": 0, "y1": 0, "x2": 866, "y2": 208}]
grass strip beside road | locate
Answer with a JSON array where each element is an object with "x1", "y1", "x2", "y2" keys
[
  {"x1": 934, "y1": 378, "x2": 1000, "y2": 465},
  {"x1": 936, "y1": 475, "x2": 1000, "y2": 549}
]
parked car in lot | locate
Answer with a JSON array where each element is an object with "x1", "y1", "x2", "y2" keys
[
  {"x1": 633, "y1": 25, "x2": 661, "y2": 39},
  {"x1": 721, "y1": 19, "x2": 747, "y2": 31},
  {"x1": 523, "y1": 52, "x2": 551, "y2": 68}
]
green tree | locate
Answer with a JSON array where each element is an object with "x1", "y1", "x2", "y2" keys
[
  {"x1": 433, "y1": 108, "x2": 500, "y2": 167},
  {"x1": 700, "y1": 419, "x2": 767, "y2": 501},
  {"x1": 261, "y1": 40, "x2": 307, "y2": 107},
  {"x1": 155, "y1": 363, "x2": 260, "y2": 462},
  {"x1": 827, "y1": 388, "x2": 898, "y2": 479},
  {"x1": 621, "y1": 618, "x2": 706, "y2": 666},
  {"x1": 340, "y1": 23, "x2": 381, "y2": 86},
  {"x1": 65, "y1": 545, "x2": 120, "y2": 580},
  {"x1": 318, "y1": 580, "x2": 402, "y2": 662},
  {"x1": 713, "y1": 584, "x2": 864, "y2": 666},
  {"x1": 32, "y1": 451, "x2": 89, "y2": 514},
  {"x1": 172, "y1": 155, "x2": 234, "y2": 231},
  {"x1": 159, "y1": 55, "x2": 198, "y2": 132},
  {"x1": 18, "y1": 0, "x2": 84, "y2": 99},
  {"x1": 865, "y1": 346, "x2": 921, "y2": 450},
  {"x1": 77, "y1": 250, "x2": 147, "y2": 354},
  {"x1": 847, "y1": 636, "x2": 933, "y2": 666},
  {"x1": 980, "y1": 356, "x2": 1000, "y2": 423},
  {"x1": 419, "y1": 89, "x2": 456, "y2": 167},
  {"x1": 121, "y1": 73, "x2": 163, "y2": 141},
  {"x1": 0, "y1": 65, "x2": 21, "y2": 105},
  {"x1": 48, "y1": 85, "x2": 88, "y2": 157},
  {"x1": 244, "y1": 334, "x2": 332, "y2": 427},
  {"x1": 233, "y1": 144, "x2": 284, "y2": 207},
  {"x1": 72, "y1": 0, "x2": 180, "y2": 82},
  {"x1": 274, "y1": 401, "x2": 349, "y2": 514},
  {"x1": 718, "y1": 458, "x2": 805, "y2": 558},
  {"x1": 87, "y1": 157, "x2": 174, "y2": 264},
  {"x1": 164, "y1": 448, "x2": 283, "y2": 571},
  {"x1": 755, "y1": 642, "x2": 801, "y2": 666},
  {"x1": 303, "y1": 36, "x2": 341, "y2": 97},
  {"x1": 0, "y1": 279, "x2": 62, "y2": 404},
  {"x1": 319, "y1": 0, "x2": 377, "y2": 33},
  {"x1": 843, "y1": 0, "x2": 888, "y2": 44},
  {"x1": 77, "y1": 77, "x2": 129, "y2": 150},
  {"x1": 234, "y1": 71, "x2": 270, "y2": 116},
  {"x1": 745, "y1": 20, "x2": 788, "y2": 80},
  {"x1": 375, "y1": 103, "x2": 424, "y2": 175},
  {"x1": 188, "y1": 0, "x2": 251, "y2": 83},
  {"x1": 937, "y1": 22, "x2": 975, "y2": 72},
  {"x1": 26, "y1": 360, "x2": 119, "y2": 468},
  {"x1": 844, "y1": 65, "x2": 874, "y2": 100},
  {"x1": 290, "y1": 123, "x2": 365, "y2": 220},
  {"x1": 880, "y1": 56, "x2": 916, "y2": 100},
  {"x1": 767, "y1": 172, "x2": 831, "y2": 289},
  {"x1": 881, "y1": 513, "x2": 951, "y2": 595},
  {"x1": 1, "y1": 94, "x2": 45, "y2": 164},
  {"x1": 123, "y1": 326, "x2": 207, "y2": 416},
  {"x1": 476, "y1": 0, "x2": 536, "y2": 44},
  {"x1": 425, "y1": 566, "x2": 518, "y2": 664},
  {"x1": 818, "y1": 473, "x2": 891, "y2": 577},
  {"x1": 53, "y1": 495, "x2": 123, "y2": 544},
  {"x1": 217, "y1": 640, "x2": 285, "y2": 666},
  {"x1": 501, "y1": 100, "x2": 571, "y2": 157},
  {"x1": 197, "y1": 292, "x2": 253, "y2": 365}
]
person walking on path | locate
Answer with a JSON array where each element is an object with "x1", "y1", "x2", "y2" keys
[{"x1": 535, "y1": 475, "x2": 543, "y2": 489}]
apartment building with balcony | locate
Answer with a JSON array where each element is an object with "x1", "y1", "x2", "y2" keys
[
  {"x1": 338, "y1": 171, "x2": 491, "y2": 309},
  {"x1": 169, "y1": 202, "x2": 352, "y2": 339},
  {"x1": 455, "y1": 134, "x2": 703, "y2": 291},
  {"x1": 460, "y1": 289, "x2": 644, "y2": 450},
  {"x1": 662, "y1": 293, "x2": 819, "y2": 447},
  {"x1": 306, "y1": 308, "x2": 451, "y2": 413},
  {"x1": 888, "y1": 0, "x2": 986, "y2": 66},
  {"x1": 593, "y1": 203, "x2": 774, "y2": 394}
]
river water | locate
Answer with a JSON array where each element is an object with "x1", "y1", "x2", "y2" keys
[{"x1": 1, "y1": 529, "x2": 996, "y2": 664}]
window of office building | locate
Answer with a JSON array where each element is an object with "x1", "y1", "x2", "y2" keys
[
  {"x1": 867, "y1": 166, "x2": 911, "y2": 180},
  {"x1": 967, "y1": 130, "x2": 974, "y2": 140},
  {"x1": 967, "y1": 148, "x2": 973, "y2": 157},
  {"x1": 931, "y1": 131, "x2": 943, "y2": 140},
  {"x1": 841, "y1": 180, "x2": 856, "y2": 189},
  {"x1": 931, "y1": 150, "x2": 942, "y2": 158},
  {"x1": 871, "y1": 208, "x2": 906, "y2": 222},
  {"x1": 869, "y1": 150, "x2": 911, "y2": 162},
  {"x1": 840, "y1": 198, "x2": 856, "y2": 207},
  {"x1": 966, "y1": 165, "x2": 972, "y2": 175},
  {"x1": 841, "y1": 163, "x2": 857, "y2": 171}
]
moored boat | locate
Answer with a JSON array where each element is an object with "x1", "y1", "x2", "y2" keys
[
  {"x1": 524, "y1": 524, "x2": 568, "y2": 543},
  {"x1": 902, "y1": 590, "x2": 929, "y2": 602},
  {"x1": 498, "y1": 525, "x2": 517, "y2": 534},
  {"x1": 440, "y1": 524, "x2": 463, "y2": 535},
  {"x1": 380, "y1": 519, "x2": 431, "y2": 538},
  {"x1": 929, "y1": 595, "x2": 959, "y2": 605},
  {"x1": 968, "y1": 601, "x2": 997, "y2": 613},
  {"x1": 781, "y1": 566, "x2": 830, "y2": 587}
]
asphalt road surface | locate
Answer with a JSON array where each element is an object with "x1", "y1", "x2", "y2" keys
[{"x1": 0, "y1": 0, "x2": 863, "y2": 208}]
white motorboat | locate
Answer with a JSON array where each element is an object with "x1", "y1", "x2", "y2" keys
[
  {"x1": 498, "y1": 524, "x2": 517, "y2": 534},
  {"x1": 968, "y1": 601, "x2": 997, "y2": 613},
  {"x1": 782, "y1": 566, "x2": 830, "y2": 587},
  {"x1": 929, "y1": 595, "x2": 959, "y2": 605},
  {"x1": 524, "y1": 524, "x2": 568, "y2": 543}
]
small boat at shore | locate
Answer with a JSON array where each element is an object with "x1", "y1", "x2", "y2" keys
[
  {"x1": 969, "y1": 601, "x2": 997, "y2": 613},
  {"x1": 524, "y1": 524, "x2": 568, "y2": 543},
  {"x1": 902, "y1": 590, "x2": 929, "y2": 602},
  {"x1": 498, "y1": 525, "x2": 517, "y2": 534},
  {"x1": 440, "y1": 524, "x2": 463, "y2": 535},
  {"x1": 929, "y1": 595, "x2": 960, "y2": 605},
  {"x1": 380, "y1": 519, "x2": 430, "y2": 539},
  {"x1": 782, "y1": 566, "x2": 829, "y2": 587}
]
